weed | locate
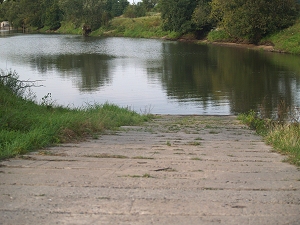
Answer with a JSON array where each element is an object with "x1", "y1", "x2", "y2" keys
[
  {"x1": 40, "y1": 93, "x2": 55, "y2": 108},
  {"x1": 166, "y1": 141, "x2": 171, "y2": 146},
  {"x1": 187, "y1": 141, "x2": 201, "y2": 146},
  {"x1": 195, "y1": 137, "x2": 204, "y2": 141},
  {"x1": 191, "y1": 157, "x2": 202, "y2": 161},
  {"x1": 132, "y1": 156, "x2": 154, "y2": 159},
  {"x1": 125, "y1": 173, "x2": 153, "y2": 178},
  {"x1": 238, "y1": 108, "x2": 300, "y2": 166},
  {"x1": 142, "y1": 173, "x2": 152, "y2": 178},
  {"x1": 84, "y1": 154, "x2": 128, "y2": 159}
]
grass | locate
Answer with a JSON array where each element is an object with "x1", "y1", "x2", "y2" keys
[
  {"x1": 124, "y1": 173, "x2": 153, "y2": 178},
  {"x1": 238, "y1": 110, "x2": 300, "y2": 166},
  {"x1": 207, "y1": 29, "x2": 234, "y2": 43},
  {"x1": 57, "y1": 21, "x2": 83, "y2": 35},
  {"x1": 92, "y1": 14, "x2": 180, "y2": 39},
  {"x1": 0, "y1": 70, "x2": 151, "y2": 160},
  {"x1": 191, "y1": 157, "x2": 202, "y2": 161},
  {"x1": 84, "y1": 154, "x2": 129, "y2": 159},
  {"x1": 57, "y1": 14, "x2": 181, "y2": 39},
  {"x1": 132, "y1": 156, "x2": 154, "y2": 159},
  {"x1": 267, "y1": 19, "x2": 300, "y2": 54}
]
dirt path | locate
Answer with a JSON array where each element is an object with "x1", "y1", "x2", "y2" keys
[{"x1": 0, "y1": 115, "x2": 299, "y2": 225}]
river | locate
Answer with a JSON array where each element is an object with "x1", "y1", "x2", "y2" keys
[{"x1": 0, "y1": 33, "x2": 300, "y2": 116}]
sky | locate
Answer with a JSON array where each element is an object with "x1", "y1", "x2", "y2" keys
[{"x1": 129, "y1": 0, "x2": 141, "y2": 4}]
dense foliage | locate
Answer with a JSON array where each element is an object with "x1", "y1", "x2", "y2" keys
[
  {"x1": 0, "y1": 0, "x2": 156, "y2": 31},
  {"x1": 0, "y1": 0, "x2": 299, "y2": 43},
  {"x1": 210, "y1": 0, "x2": 300, "y2": 43},
  {"x1": 159, "y1": 0, "x2": 300, "y2": 43}
]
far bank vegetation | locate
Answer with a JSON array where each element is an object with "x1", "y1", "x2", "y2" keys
[{"x1": 0, "y1": 0, "x2": 300, "y2": 53}]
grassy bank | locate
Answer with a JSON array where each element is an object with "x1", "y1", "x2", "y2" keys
[
  {"x1": 93, "y1": 14, "x2": 180, "y2": 39},
  {"x1": 207, "y1": 19, "x2": 300, "y2": 54},
  {"x1": 57, "y1": 15, "x2": 180, "y2": 39},
  {"x1": 268, "y1": 19, "x2": 300, "y2": 54},
  {"x1": 56, "y1": 14, "x2": 300, "y2": 54},
  {"x1": 238, "y1": 111, "x2": 300, "y2": 166},
  {"x1": 0, "y1": 71, "x2": 151, "y2": 160}
]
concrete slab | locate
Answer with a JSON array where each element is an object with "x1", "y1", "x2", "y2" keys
[{"x1": 0, "y1": 115, "x2": 299, "y2": 224}]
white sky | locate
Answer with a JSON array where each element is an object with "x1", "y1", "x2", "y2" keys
[{"x1": 129, "y1": 0, "x2": 142, "y2": 4}]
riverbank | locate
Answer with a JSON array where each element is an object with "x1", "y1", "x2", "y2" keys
[
  {"x1": 1, "y1": 115, "x2": 299, "y2": 224},
  {"x1": 0, "y1": 71, "x2": 151, "y2": 160},
  {"x1": 70, "y1": 15, "x2": 299, "y2": 55}
]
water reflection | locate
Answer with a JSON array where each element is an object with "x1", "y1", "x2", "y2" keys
[
  {"x1": 0, "y1": 34, "x2": 299, "y2": 115},
  {"x1": 29, "y1": 54, "x2": 113, "y2": 91},
  {"x1": 156, "y1": 42, "x2": 300, "y2": 115}
]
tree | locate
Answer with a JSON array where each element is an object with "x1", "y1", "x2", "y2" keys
[
  {"x1": 42, "y1": 0, "x2": 63, "y2": 30},
  {"x1": 159, "y1": 0, "x2": 199, "y2": 33},
  {"x1": 123, "y1": 2, "x2": 146, "y2": 18},
  {"x1": 210, "y1": 0, "x2": 299, "y2": 43},
  {"x1": 59, "y1": 0, "x2": 85, "y2": 27},
  {"x1": 192, "y1": 0, "x2": 213, "y2": 31},
  {"x1": 106, "y1": 0, "x2": 129, "y2": 17},
  {"x1": 141, "y1": 0, "x2": 158, "y2": 11},
  {"x1": 59, "y1": 0, "x2": 108, "y2": 31}
]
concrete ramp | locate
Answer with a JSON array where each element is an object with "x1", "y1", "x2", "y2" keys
[{"x1": 0, "y1": 116, "x2": 299, "y2": 224}]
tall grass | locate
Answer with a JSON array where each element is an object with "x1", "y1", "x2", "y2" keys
[
  {"x1": 0, "y1": 70, "x2": 151, "y2": 159},
  {"x1": 238, "y1": 107, "x2": 300, "y2": 166}
]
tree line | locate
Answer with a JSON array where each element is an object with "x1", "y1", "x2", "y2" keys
[
  {"x1": 0, "y1": 0, "x2": 299, "y2": 44},
  {"x1": 160, "y1": 0, "x2": 300, "y2": 43},
  {"x1": 0, "y1": 0, "x2": 158, "y2": 31}
]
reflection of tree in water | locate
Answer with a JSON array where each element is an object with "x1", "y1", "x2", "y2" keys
[
  {"x1": 29, "y1": 53, "x2": 114, "y2": 92},
  {"x1": 156, "y1": 42, "x2": 300, "y2": 115}
]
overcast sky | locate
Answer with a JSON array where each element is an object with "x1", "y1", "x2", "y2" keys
[{"x1": 129, "y1": 0, "x2": 141, "y2": 4}]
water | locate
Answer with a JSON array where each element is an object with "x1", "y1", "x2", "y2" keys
[{"x1": 0, "y1": 33, "x2": 300, "y2": 115}]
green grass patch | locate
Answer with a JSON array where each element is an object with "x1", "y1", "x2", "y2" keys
[
  {"x1": 57, "y1": 21, "x2": 83, "y2": 35},
  {"x1": 93, "y1": 15, "x2": 180, "y2": 39},
  {"x1": 0, "y1": 71, "x2": 151, "y2": 160},
  {"x1": 207, "y1": 29, "x2": 234, "y2": 42},
  {"x1": 191, "y1": 157, "x2": 202, "y2": 161},
  {"x1": 267, "y1": 19, "x2": 300, "y2": 54}
]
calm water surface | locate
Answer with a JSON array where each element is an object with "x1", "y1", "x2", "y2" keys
[{"x1": 1, "y1": 33, "x2": 300, "y2": 115}]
